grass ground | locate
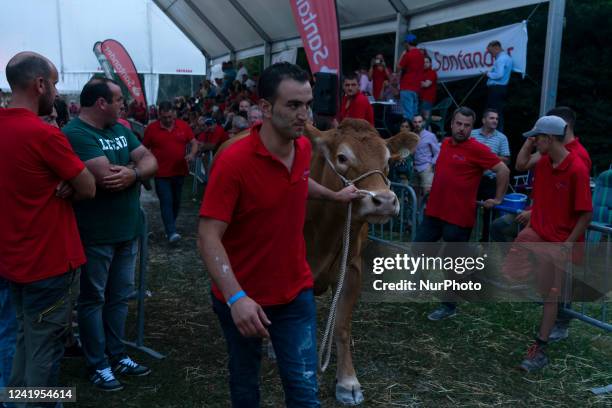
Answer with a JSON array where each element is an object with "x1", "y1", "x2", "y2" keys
[{"x1": 61, "y1": 180, "x2": 612, "y2": 407}]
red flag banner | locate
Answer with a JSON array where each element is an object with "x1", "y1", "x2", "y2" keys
[
  {"x1": 101, "y1": 39, "x2": 146, "y2": 106},
  {"x1": 290, "y1": 0, "x2": 340, "y2": 74}
]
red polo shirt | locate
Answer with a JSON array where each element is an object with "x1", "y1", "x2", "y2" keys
[
  {"x1": 143, "y1": 119, "x2": 194, "y2": 177},
  {"x1": 421, "y1": 68, "x2": 438, "y2": 103},
  {"x1": 426, "y1": 137, "x2": 501, "y2": 228},
  {"x1": 199, "y1": 124, "x2": 313, "y2": 306},
  {"x1": 339, "y1": 92, "x2": 374, "y2": 126},
  {"x1": 0, "y1": 108, "x2": 86, "y2": 283},
  {"x1": 565, "y1": 137, "x2": 591, "y2": 170},
  {"x1": 197, "y1": 124, "x2": 229, "y2": 146},
  {"x1": 372, "y1": 67, "x2": 389, "y2": 100},
  {"x1": 541, "y1": 137, "x2": 591, "y2": 172},
  {"x1": 531, "y1": 152, "x2": 592, "y2": 242},
  {"x1": 399, "y1": 48, "x2": 424, "y2": 92}
]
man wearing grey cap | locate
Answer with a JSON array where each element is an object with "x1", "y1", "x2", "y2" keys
[
  {"x1": 511, "y1": 107, "x2": 592, "y2": 343},
  {"x1": 502, "y1": 115, "x2": 592, "y2": 372}
]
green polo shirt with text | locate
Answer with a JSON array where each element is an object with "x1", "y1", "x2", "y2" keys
[{"x1": 64, "y1": 118, "x2": 142, "y2": 245}]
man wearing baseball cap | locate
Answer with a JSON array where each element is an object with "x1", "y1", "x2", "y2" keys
[
  {"x1": 396, "y1": 33, "x2": 424, "y2": 121},
  {"x1": 502, "y1": 115, "x2": 592, "y2": 372}
]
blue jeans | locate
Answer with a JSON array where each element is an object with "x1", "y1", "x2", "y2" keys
[
  {"x1": 400, "y1": 90, "x2": 419, "y2": 120},
  {"x1": 0, "y1": 278, "x2": 16, "y2": 389},
  {"x1": 78, "y1": 240, "x2": 138, "y2": 370},
  {"x1": 8, "y1": 270, "x2": 77, "y2": 408},
  {"x1": 212, "y1": 289, "x2": 320, "y2": 408},
  {"x1": 420, "y1": 100, "x2": 433, "y2": 118},
  {"x1": 154, "y1": 176, "x2": 185, "y2": 237}
]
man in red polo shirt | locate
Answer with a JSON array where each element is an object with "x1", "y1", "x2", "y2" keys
[
  {"x1": 0, "y1": 52, "x2": 95, "y2": 390},
  {"x1": 503, "y1": 115, "x2": 592, "y2": 372},
  {"x1": 413, "y1": 106, "x2": 509, "y2": 321},
  {"x1": 338, "y1": 72, "x2": 374, "y2": 126},
  {"x1": 143, "y1": 101, "x2": 198, "y2": 243},
  {"x1": 197, "y1": 116, "x2": 229, "y2": 151},
  {"x1": 397, "y1": 33, "x2": 424, "y2": 121},
  {"x1": 420, "y1": 55, "x2": 437, "y2": 120},
  {"x1": 198, "y1": 62, "x2": 360, "y2": 407},
  {"x1": 513, "y1": 106, "x2": 591, "y2": 342}
]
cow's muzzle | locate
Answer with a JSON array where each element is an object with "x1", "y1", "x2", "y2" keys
[{"x1": 357, "y1": 190, "x2": 399, "y2": 224}]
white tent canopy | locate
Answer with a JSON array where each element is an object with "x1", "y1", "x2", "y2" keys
[
  {"x1": 153, "y1": 0, "x2": 546, "y2": 65},
  {"x1": 1, "y1": 0, "x2": 206, "y2": 105},
  {"x1": 154, "y1": 0, "x2": 567, "y2": 115}
]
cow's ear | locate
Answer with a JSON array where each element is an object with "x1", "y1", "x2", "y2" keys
[{"x1": 386, "y1": 130, "x2": 420, "y2": 161}]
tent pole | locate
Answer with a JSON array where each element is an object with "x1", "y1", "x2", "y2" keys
[
  {"x1": 394, "y1": 12, "x2": 408, "y2": 69},
  {"x1": 55, "y1": 0, "x2": 65, "y2": 82},
  {"x1": 539, "y1": 0, "x2": 566, "y2": 115},
  {"x1": 263, "y1": 42, "x2": 272, "y2": 69}
]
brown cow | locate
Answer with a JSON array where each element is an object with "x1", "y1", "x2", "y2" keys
[
  {"x1": 215, "y1": 119, "x2": 418, "y2": 405},
  {"x1": 304, "y1": 119, "x2": 417, "y2": 405}
]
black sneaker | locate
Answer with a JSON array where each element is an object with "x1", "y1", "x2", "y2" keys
[
  {"x1": 89, "y1": 367, "x2": 123, "y2": 391},
  {"x1": 112, "y1": 355, "x2": 151, "y2": 377}
]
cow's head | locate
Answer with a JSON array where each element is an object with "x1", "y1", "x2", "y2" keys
[{"x1": 306, "y1": 119, "x2": 419, "y2": 224}]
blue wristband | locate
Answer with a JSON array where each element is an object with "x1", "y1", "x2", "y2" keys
[{"x1": 227, "y1": 290, "x2": 246, "y2": 308}]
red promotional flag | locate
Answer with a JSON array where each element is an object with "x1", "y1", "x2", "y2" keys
[
  {"x1": 290, "y1": 0, "x2": 340, "y2": 74},
  {"x1": 100, "y1": 39, "x2": 146, "y2": 106}
]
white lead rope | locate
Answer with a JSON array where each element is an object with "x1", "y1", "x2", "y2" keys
[
  {"x1": 319, "y1": 199, "x2": 352, "y2": 372},
  {"x1": 318, "y1": 153, "x2": 390, "y2": 372}
]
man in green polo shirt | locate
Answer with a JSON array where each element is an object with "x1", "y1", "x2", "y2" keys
[{"x1": 64, "y1": 77, "x2": 158, "y2": 391}]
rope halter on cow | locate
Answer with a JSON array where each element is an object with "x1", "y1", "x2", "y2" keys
[
  {"x1": 321, "y1": 153, "x2": 391, "y2": 195},
  {"x1": 318, "y1": 150, "x2": 391, "y2": 373}
]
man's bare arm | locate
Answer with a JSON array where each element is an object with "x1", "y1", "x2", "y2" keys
[
  {"x1": 67, "y1": 168, "x2": 96, "y2": 200},
  {"x1": 482, "y1": 162, "x2": 510, "y2": 209},
  {"x1": 515, "y1": 137, "x2": 541, "y2": 171},
  {"x1": 566, "y1": 212, "x2": 592, "y2": 243},
  {"x1": 307, "y1": 178, "x2": 363, "y2": 202},
  {"x1": 198, "y1": 218, "x2": 270, "y2": 338}
]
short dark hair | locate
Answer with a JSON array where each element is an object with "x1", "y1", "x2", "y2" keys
[
  {"x1": 6, "y1": 54, "x2": 52, "y2": 90},
  {"x1": 487, "y1": 40, "x2": 502, "y2": 48},
  {"x1": 452, "y1": 106, "x2": 476, "y2": 123},
  {"x1": 482, "y1": 108, "x2": 499, "y2": 118},
  {"x1": 54, "y1": 98, "x2": 69, "y2": 128},
  {"x1": 158, "y1": 101, "x2": 173, "y2": 113},
  {"x1": 80, "y1": 77, "x2": 118, "y2": 107},
  {"x1": 546, "y1": 106, "x2": 576, "y2": 130},
  {"x1": 343, "y1": 72, "x2": 359, "y2": 83},
  {"x1": 257, "y1": 62, "x2": 309, "y2": 103}
]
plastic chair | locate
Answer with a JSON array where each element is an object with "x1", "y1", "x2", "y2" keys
[
  {"x1": 588, "y1": 168, "x2": 612, "y2": 242},
  {"x1": 426, "y1": 97, "x2": 453, "y2": 137}
]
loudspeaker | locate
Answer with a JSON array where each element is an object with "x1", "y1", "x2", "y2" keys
[{"x1": 312, "y1": 72, "x2": 338, "y2": 116}]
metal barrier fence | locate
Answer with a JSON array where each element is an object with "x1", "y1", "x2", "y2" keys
[
  {"x1": 474, "y1": 202, "x2": 611, "y2": 332},
  {"x1": 124, "y1": 206, "x2": 165, "y2": 359},
  {"x1": 368, "y1": 190, "x2": 611, "y2": 332},
  {"x1": 188, "y1": 151, "x2": 214, "y2": 196},
  {"x1": 368, "y1": 182, "x2": 418, "y2": 243},
  {"x1": 570, "y1": 222, "x2": 611, "y2": 331}
]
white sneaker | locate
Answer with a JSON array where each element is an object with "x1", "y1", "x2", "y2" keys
[{"x1": 168, "y1": 233, "x2": 181, "y2": 243}]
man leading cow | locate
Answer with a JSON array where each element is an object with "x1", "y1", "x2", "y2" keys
[{"x1": 198, "y1": 62, "x2": 362, "y2": 407}]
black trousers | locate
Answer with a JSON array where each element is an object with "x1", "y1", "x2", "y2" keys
[
  {"x1": 487, "y1": 85, "x2": 508, "y2": 131},
  {"x1": 477, "y1": 176, "x2": 498, "y2": 242}
]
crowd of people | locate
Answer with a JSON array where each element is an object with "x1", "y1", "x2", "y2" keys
[{"x1": 0, "y1": 28, "x2": 596, "y2": 406}]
